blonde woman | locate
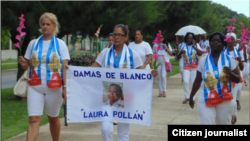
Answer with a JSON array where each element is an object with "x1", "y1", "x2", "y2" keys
[{"x1": 18, "y1": 12, "x2": 70, "y2": 141}]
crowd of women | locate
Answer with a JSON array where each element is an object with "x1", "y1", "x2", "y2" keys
[{"x1": 18, "y1": 12, "x2": 249, "y2": 141}]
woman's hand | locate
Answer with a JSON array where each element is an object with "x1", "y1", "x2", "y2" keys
[
  {"x1": 151, "y1": 69, "x2": 158, "y2": 77},
  {"x1": 189, "y1": 99, "x2": 195, "y2": 109},
  {"x1": 192, "y1": 39, "x2": 196, "y2": 47},
  {"x1": 235, "y1": 57, "x2": 242, "y2": 62},
  {"x1": 181, "y1": 50, "x2": 186, "y2": 54},
  {"x1": 223, "y1": 66, "x2": 232, "y2": 75},
  {"x1": 18, "y1": 56, "x2": 28, "y2": 70}
]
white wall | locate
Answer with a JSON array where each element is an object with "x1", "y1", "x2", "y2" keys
[{"x1": 1, "y1": 50, "x2": 18, "y2": 60}]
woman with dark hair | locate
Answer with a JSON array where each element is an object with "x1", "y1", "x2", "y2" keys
[
  {"x1": 177, "y1": 32, "x2": 202, "y2": 104},
  {"x1": 128, "y1": 29, "x2": 153, "y2": 69},
  {"x1": 91, "y1": 24, "x2": 157, "y2": 141},
  {"x1": 189, "y1": 32, "x2": 240, "y2": 124},
  {"x1": 224, "y1": 32, "x2": 245, "y2": 124},
  {"x1": 152, "y1": 33, "x2": 172, "y2": 97},
  {"x1": 104, "y1": 84, "x2": 124, "y2": 108}
]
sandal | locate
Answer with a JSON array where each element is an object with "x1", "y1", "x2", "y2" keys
[
  {"x1": 158, "y1": 94, "x2": 163, "y2": 97},
  {"x1": 231, "y1": 115, "x2": 237, "y2": 125},
  {"x1": 162, "y1": 92, "x2": 166, "y2": 97},
  {"x1": 113, "y1": 122, "x2": 118, "y2": 125},
  {"x1": 182, "y1": 98, "x2": 189, "y2": 104}
]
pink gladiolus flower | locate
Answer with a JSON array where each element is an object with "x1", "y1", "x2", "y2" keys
[
  {"x1": 20, "y1": 32, "x2": 26, "y2": 37},
  {"x1": 241, "y1": 23, "x2": 244, "y2": 31},
  {"x1": 227, "y1": 24, "x2": 236, "y2": 33},
  {"x1": 156, "y1": 46, "x2": 162, "y2": 51},
  {"x1": 14, "y1": 42, "x2": 20, "y2": 48},
  {"x1": 224, "y1": 35, "x2": 232, "y2": 42},
  {"x1": 153, "y1": 54, "x2": 159, "y2": 60},
  {"x1": 231, "y1": 17, "x2": 236, "y2": 24},
  {"x1": 17, "y1": 26, "x2": 22, "y2": 32},
  {"x1": 15, "y1": 35, "x2": 21, "y2": 41}
]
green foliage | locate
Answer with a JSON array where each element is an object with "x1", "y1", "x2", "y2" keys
[
  {"x1": 1, "y1": 88, "x2": 64, "y2": 141},
  {"x1": 1, "y1": 29, "x2": 11, "y2": 50}
]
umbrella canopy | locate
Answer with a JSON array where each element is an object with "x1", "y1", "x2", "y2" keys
[{"x1": 175, "y1": 25, "x2": 206, "y2": 36}]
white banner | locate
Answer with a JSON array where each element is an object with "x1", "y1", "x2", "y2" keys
[{"x1": 66, "y1": 66, "x2": 153, "y2": 126}]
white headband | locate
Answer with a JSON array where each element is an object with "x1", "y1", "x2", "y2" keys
[{"x1": 226, "y1": 32, "x2": 237, "y2": 40}]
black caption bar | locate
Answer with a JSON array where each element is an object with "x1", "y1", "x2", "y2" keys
[{"x1": 168, "y1": 125, "x2": 250, "y2": 140}]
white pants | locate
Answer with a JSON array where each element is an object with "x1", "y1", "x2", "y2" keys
[
  {"x1": 101, "y1": 121, "x2": 130, "y2": 141},
  {"x1": 236, "y1": 83, "x2": 243, "y2": 100},
  {"x1": 183, "y1": 69, "x2": 197, "y2": 100},
  {"x1": 198, "y1": 100, "x2": 234, "y2": 124},
  {"x1": 231, "y1": 83, "x2": 238, "y2": 116},
  {"x1": 179, "y1": 61, "x2": 183, "y2": 80},
  {"x1": 243, "y1": 62, "x2": 249, "y2": 82},
  {"x1": 27, "y1": 85, "x2": 63, "y2": 117},
  {"x1": 156, "y1": 56, "x2": 166, "y2": 94}
]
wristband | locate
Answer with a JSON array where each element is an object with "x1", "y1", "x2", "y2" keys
[{"x1": 63, "y1": 85, "x2": 67, "y2": 88}]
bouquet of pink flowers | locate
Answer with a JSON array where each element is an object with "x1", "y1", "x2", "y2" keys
[
  {"x1": 152, "y1": 30, "x2": 163, "y2": 69},
  {"x1": 224, "y1": 17, "x2": 236, "y2": 43},
  {"x1": 14, "y1": 14, "x2": 26, "y2": 56}
]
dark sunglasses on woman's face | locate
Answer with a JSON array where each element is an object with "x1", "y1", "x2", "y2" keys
[{"x1": 112, "y1": 33, "x2": 125, "y2": 37}]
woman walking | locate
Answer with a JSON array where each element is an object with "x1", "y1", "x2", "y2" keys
[
  {"x1": 18, "y1": 12, "x2": 70, "y2": 141},
  {"x1": 189, "y1": 32, "x2": 240, "y2": 124}
]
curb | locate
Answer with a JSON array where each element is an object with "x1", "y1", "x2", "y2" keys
[{"x1": 1, "y1": 69, "x2": 18, "y2": 73}]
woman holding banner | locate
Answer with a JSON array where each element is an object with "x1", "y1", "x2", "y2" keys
[
  {"x1": 18, "y1": 12, "x2": 70, "y2": 141},
  {"x1": 91, "y1": 24, "x2": 157, "y2": 141},
  {"x1": 189, "y1": 32, "x2": 240, "y2": 124},
  {"x1": 176, "y1": 32, "x2": 202, "y2": 104}
]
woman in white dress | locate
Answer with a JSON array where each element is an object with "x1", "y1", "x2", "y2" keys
[
  {"x1": 152, "y1": 33, "x2": 172, "y2": 97},
  {"x1": 128, "y1": 29, "x2": 152, "y2": 69}
]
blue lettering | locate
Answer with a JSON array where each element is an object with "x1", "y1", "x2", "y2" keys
[
  {"x1": 79, "y1": 71, "x2": 83, "y2": 77},
  {"x1": 133, "y1": 113, "x2": 138, "y2": 119},
  {"x1": 147, "y1": 74, "x2": 151, "y2": 79},
  {"x1": 120, "y1": 73, "x2": 124, "y2": 79},
  {"x1": 123, "y1": 112, "x2": 127, "y2": 119},
  {"x1": 96, "y1": 71, "x2": 101, "y2": 78},
  {"x1": 142, "y1": 74, "x2": 146, "y2": 80},
  {"x1": 104, "y1": 111, "x2": 108, "y2": 117},
  {"x1": 118, "y1": 112, "x2": 122, "y2": 118},
  {"x1": 128, "y1": 112, "x2": 132, "y2": 119},
  {"x1": 84, "y1": 112, "x2": 88, "y2": 118},
  {"x1": 113, "y1": 111, "x2": 117, "y2": 117},
  {"x1": 130, "y1": 74, "x2": 135, "y2": 79},
  {"x1": 111, "y1": 72, "x2": 115, "y2": 79},
  {"x1": 74, "y1": 71, "x2": 78, "y2": 77},
  {"x1": 84, "y1": 71, "x2": 91, "y2": 77},
  {"x1": 138, "y1": 114, "x2": 143, "y2": 120},
  {"x1": 92, "y1": 71, "x2": 96, "y2": 77},
  {"x1": 89, "y1": 112, "x2": 93, "y2": 118},
  {"x1": 106, "y1": 72, "x2": 110, "y2": 78},
  {"x1": 93, "y1": 112, "x2": 98, "y2": 117},
  {"x1": 125, "y1": 73, "x2": 129, "y2": 79},
  {"x1": 99, "y1": 111, "x2": 103, "y2": 117},
  {"x1": 135, "y1": 73, "x2": 141, "y2": 80}
]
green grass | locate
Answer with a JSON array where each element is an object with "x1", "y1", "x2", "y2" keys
[
  {"x1": 1, "y1": 59, "x2": 17, "y2": 64},
  {"x1": 167, "y1": 58, "x2": 180, "y2": 77},
  {"x1": 1, "y1": 64, "x2": 18, "y2": 70},
  {"x1": 1, "y1": 88, "x2": 64, "y2": 141}
]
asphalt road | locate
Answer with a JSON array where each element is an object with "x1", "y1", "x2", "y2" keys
[{"x1": 1, "y1": 70, "x2": 17, "y2": 89}]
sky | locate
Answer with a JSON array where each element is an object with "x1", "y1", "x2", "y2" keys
[{"x1": 212, "y1": 0, "x2": 250, "y2": 18}]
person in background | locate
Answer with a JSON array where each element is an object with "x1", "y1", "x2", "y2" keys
[
  {"x1": 96, "y1": 33, "x2": 114, "y2": 57},
  {"x1": 18, "y1": 12, "x2": 70, "y2": 141},
  {"x1": 201, "y1": 35, "x2": 210, "y2": 57},
  {"x1": 189, "y1": 32, "x2": 240, "y2": 125},
  {"x1": 177, "y1": 32, "x2": 202, "y2": 104},
  {"x1": 177, "y1": 36, "x2": 185, "y2": 83},
  {"x1": 128, "y1": 29, "x2": 152, "y2": 69},
  {"x1": 225, "y1": 32, "x2": 245, "y2": 124},
  {"x1": 152, "y1": 33, "x2": 172, "y2": 97}
]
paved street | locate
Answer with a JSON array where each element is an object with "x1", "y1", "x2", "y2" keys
[{"x1": 1, "y1": 69, "x2": 17, "y2": 89}]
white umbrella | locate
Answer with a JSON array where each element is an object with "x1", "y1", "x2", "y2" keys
[{"x1": 175, "y1": 25, "x2": 206, "y2": 36}]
